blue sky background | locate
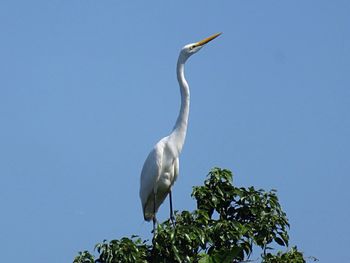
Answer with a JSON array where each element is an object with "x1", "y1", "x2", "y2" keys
[{"x1": 0, "y1": 1, "x2": 349, "y2": 262}]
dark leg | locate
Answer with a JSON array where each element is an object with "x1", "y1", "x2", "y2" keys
[
  {"x1": 153, "y1": 193, "x2": 157, "y2": 237},
  {"x1": 169, "y1": 190, "x2": 175, "y2": 226},
  {"x1": 153, "y1": 215, "x2": 157, "y2": 236}
]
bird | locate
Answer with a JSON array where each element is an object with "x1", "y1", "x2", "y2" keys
[{"x1": 139, "y1": 33, "x2": 221, "y2": 232}]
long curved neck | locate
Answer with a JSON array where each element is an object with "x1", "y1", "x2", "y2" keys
[{"x1": 168, "y1": 55, "x2": 190, "y2": 157}]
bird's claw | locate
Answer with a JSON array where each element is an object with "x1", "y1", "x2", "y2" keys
[{"x1": 170, "y1": 215, "x2": 176, "y2": 227}]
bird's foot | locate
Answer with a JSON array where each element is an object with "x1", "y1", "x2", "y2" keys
[{"x1": 170, "y1": 215, "x2": 176, "y2": 227}]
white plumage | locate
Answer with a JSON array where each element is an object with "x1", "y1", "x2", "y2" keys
[{"x1": 139, "y1": 33, "x2": 221, "y2": 228}]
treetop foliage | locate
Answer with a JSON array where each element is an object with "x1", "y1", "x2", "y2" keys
[{"x1": 74, "y1": 168, "x2": 311, "y2": 263}]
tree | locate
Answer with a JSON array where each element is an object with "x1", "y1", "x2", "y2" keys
[{"x1": 73, "y1": 168, "x2": 313, "y2": 263}]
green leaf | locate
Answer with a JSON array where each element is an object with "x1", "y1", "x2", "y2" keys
[
  {"x1": 274, "y1": 237, "x2": 286, "y2": 246},
  {"x1": 198, "y1": 254, "x2": 211, "y2": 263}
]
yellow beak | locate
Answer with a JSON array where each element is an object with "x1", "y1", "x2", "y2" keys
[{"x1": 194, "y1": 32, "x2": 222, "y2": 47}]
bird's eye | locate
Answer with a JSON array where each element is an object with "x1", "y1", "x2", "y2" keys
[{"x1": 190, "y1": 46, "x2": 194, "y2": 50}]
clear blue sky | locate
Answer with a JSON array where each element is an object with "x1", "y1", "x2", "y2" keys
[{"x1": 0, "y1": 1, "x2": 349, "y2": 262}]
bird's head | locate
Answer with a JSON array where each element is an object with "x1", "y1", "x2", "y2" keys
[{"x1": 179, "y1": 32, "x2": 222, "y2": 61}]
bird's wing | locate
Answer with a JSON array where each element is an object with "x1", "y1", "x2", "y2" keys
[{"x1": 139, "y1": 140, "x2": 165, "y2": 220}]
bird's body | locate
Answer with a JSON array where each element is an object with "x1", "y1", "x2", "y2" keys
[
  {"x1": 139, "y1": 33, "x2": 221, "y2": 227},
  {"x1": 140, "y1": 138, "x2": 180, "y2": 221}
]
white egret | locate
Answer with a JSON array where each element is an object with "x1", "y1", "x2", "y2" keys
[{"x1": 139, "y1": 33, "x2": 221, "y2": 231}]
